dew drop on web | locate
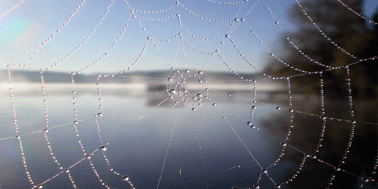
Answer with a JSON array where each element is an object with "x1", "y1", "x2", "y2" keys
[
  {"x1": 100, "y1": 145, "x2": 107, "y2": 151},
  {"x1": 121, "y1": 175, "x2": 129, "y2": 181}
]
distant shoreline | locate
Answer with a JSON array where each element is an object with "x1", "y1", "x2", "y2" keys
[{"x1": 0, "y1": 82, "x2": 285, "y2": 93}]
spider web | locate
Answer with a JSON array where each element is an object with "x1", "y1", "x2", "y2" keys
[{"x1": 0, "y1": 0, "x2": 377, "y2": 188}]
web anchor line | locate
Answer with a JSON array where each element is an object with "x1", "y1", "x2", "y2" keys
[
  {"x1": 157, "y1": 113, "x2": 178, "y2": 189},
  {"x1": 196, "y1": 118, "x2": 209, "y2": 189}
]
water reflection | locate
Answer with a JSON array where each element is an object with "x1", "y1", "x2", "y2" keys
[{"x1": 0, "y1": 83, "x2": 376, "y2": 188}]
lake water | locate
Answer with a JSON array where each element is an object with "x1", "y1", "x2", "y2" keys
[{"x1": 0, "y1": 84, "x2": 376, "y2": 189}]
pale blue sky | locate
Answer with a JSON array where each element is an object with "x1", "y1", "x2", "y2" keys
[{"x1": 0, "y1": 0, "x2": 376, "y2": 74}]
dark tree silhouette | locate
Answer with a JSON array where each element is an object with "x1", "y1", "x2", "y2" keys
[
  {"x1": 261, "y1": 1, "x2": 378, "y2": 187},
  {"x1": 265, "y1": 0, "x2": 377, "y2": 98}
]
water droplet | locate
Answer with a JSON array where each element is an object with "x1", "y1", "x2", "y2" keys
[
  {"x1": 228, "y1": 94, "x2": 231, "y2": 97},
  {"x1": 212, "y1": 103, "x2": 216, "y2": 106},
  {"x1": 198, "y1": 71, "x2": 203, "y2": 75},
  {"x1": 241, "y1": 18, "x2": 245, "y2": 21},
  {"x1": 253, "y1": 185, "x2": 260, "y2": 189},
  {"x1": 225, "y1": 34, "x2": 230, "y2": 38},
  {"x1": 65, "y1": 169, "x2": 69, "y2": 173},
  {"x1": 280, "y1": 142, "x2": 287, "y2": 147},
  {"x1": 86, "y1": 155, "x2": 91, "y2": 159},
  {"x1": 234, "y1": 18, "x2": 240, "y2": 22},
  {"x1": 100, "y1": 145, "x2": 107, "y2": 151},
  {"x1": 44, "y1": 129, "x2": 49, "y2": 133},
  {"x1": 289, "y1": 109, "x2": 293, "y2": 113},
  {"x1": 197, "y1": 93, "x2": 202, "y2": 98},
  {"x1": 121, "y1": 175, "x2": 129, "y2": 181},
  {"x1": 247, "y1": 122, "x2": 253, "y2": 126},
  {"x1": 251, "y1": 106, "x2": 256, "y2": 110},
  {"x1": 16, "y1": 135, "x2": 20, "y2": 139},
  {"x1": 185, "y1": 69, "x2": 189, "y2": 73},
  {"x1": 169, "y1": 89, "x2": 176, "y2": 94},
  {"x1": 276, "y1": 107, "x2": 280, "y2": 110},
  {"x1": 262, "y1": 169, "x2": 268, "y2": 174},
  {"x1": 167, "y1": 78, "x2": 172, "y2": 82},
  {"x1": 191, "y1": 108, "x2": 196, "y2": 112}
]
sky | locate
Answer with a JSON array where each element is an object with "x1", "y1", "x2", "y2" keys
[{"x1": 0, "y1": 0, "x2": 376, "y2": 74}]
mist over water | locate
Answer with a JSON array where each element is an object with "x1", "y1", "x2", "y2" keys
[{"x1": 1, "y1": 75, "x2": 375, "y2": 188}]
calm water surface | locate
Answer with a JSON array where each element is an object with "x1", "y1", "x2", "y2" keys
[{"x1": 0, "y1": 87, "x2": 376, "y2": 188}]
